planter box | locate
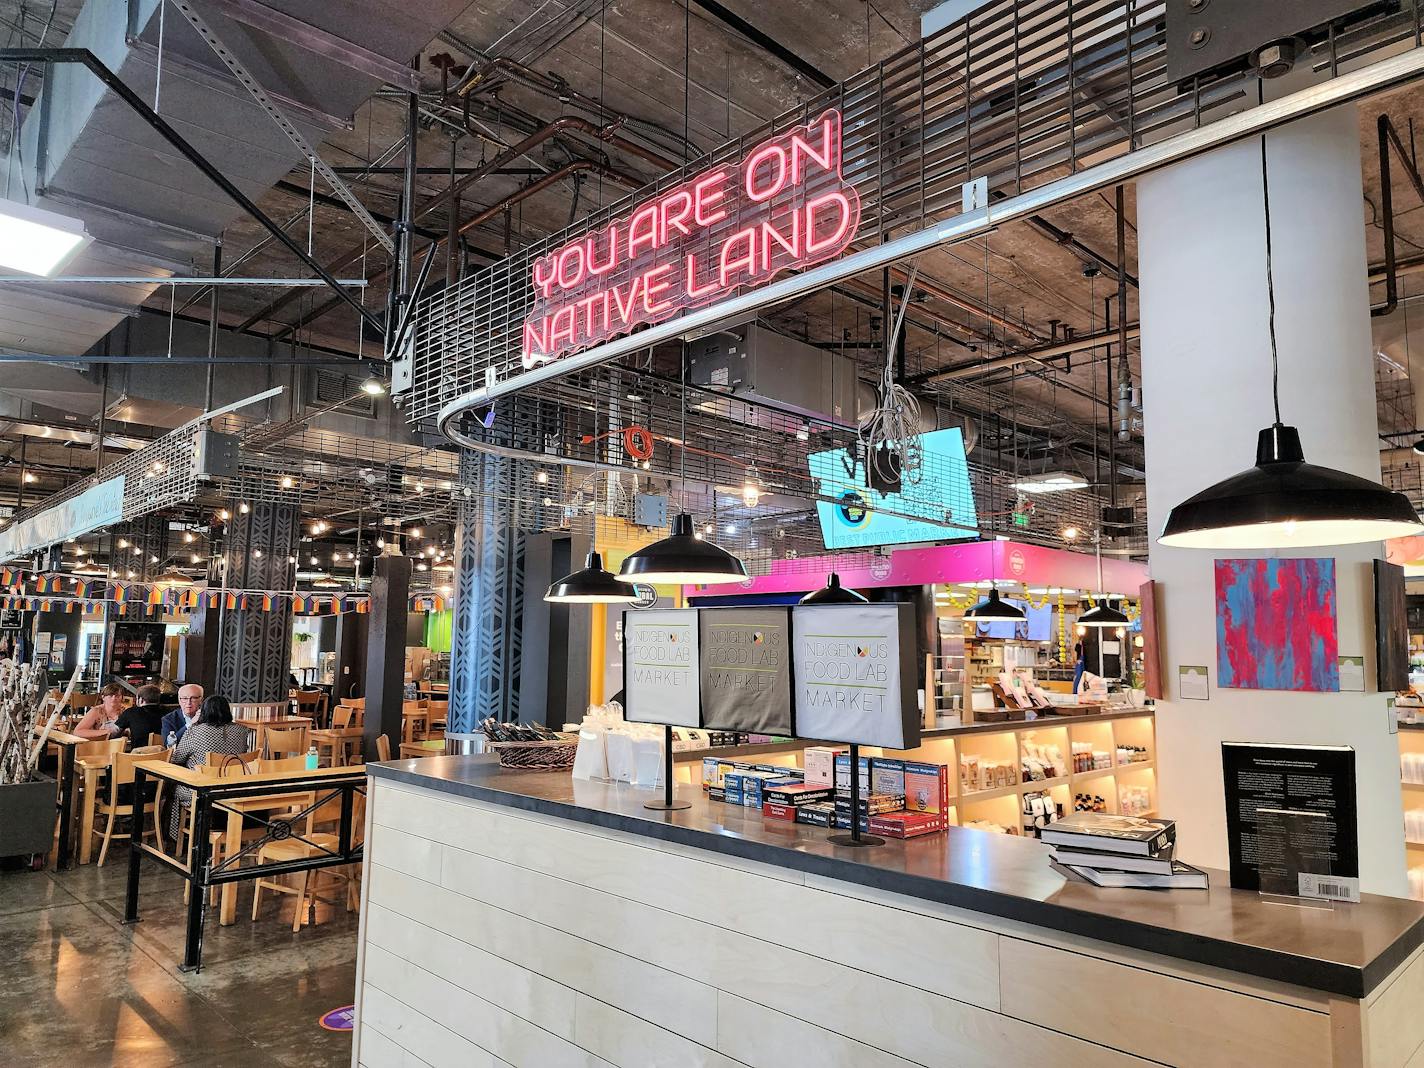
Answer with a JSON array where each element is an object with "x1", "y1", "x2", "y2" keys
[{"x1": 0, "y1": 775, "x2": 55, "y2": 858}]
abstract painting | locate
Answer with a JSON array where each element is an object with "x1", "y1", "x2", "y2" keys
[{"x1": 1215, "y1": 558, "x2": 1338, "y2": 692}]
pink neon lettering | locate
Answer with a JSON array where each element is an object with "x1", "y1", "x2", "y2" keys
[
  {"x1": 661, "y1": 190, "x2": 694, "y2": 243},
  {"x1": 693, "y1": 171, "x2": 728, "y2": 226},
  {"x1": 804, "y1": 191, "x2": 853, "y2": 255},
  {"x1": 744, "y1": 143, "x2": 788, "y2": 203},
  {"x1": 556, "y1": 244, "x2": 587, "y2": 290},
  {"x1": 547, "y1": 305, "x2": 578, "y2": 351},
  {"x1": 718, "y1": 228, "x2": 758, "y2": 288},
  {"x1": 789, "y1": 112, "x2": 837, "y2": 183},
  {"x1": 532, "y1": 256, "x2": 557, "y2": 298},
  {"x1": 587, "y1": 226, "x2": 619, "y2": 276},
  {"x1": 760, "y1": 212, "x2": 801, "y2": 270},
  {"x1": 613, "y1": 275, "x2": 645, "y2": 324},
  {"x1": 685, "y1": 252, "x2": 718, "y2": 301},
  {"x1": 643, "y1": 264, "x2": 675, "y2": 314},
  {"x1": 627, "y1": 204, "x2": 660, "y2": 259},
  {"x1": 577, "y1": 292, "x2": 603, "y2": 336},
  {"x1": 522, "y1": 319, "x2": 550, "y2": 364}
]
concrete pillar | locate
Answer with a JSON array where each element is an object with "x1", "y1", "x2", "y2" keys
[
  {"x1": 1139, "y1": 106, "x2": 1407, "y2": 895},
  {"x1": 215, "y1": 502, "x2": 298, "y2": 703}
]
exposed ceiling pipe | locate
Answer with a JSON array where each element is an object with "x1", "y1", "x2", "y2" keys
[
  {"x1": 910, "y1": 325, "x2": 1142, "y2": 384},
  {"x1": 241, "y1": 114, "x2": 668, "y2": 333},
  {"x1": 267, "y1": 159, "x2": 644, "y2": 341}
]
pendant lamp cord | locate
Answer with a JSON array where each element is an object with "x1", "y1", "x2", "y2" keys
[{"x1": 1260, "y1": 135, "x2": 1282, "y2": 426}]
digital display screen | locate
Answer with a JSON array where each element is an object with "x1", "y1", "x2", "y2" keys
[{"x1": 808, "y1": 428, "x2": 978, "y2": 550}]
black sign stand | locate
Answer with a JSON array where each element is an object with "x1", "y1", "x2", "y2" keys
[
  {"x1": 828, "y1": 743, "x2": 884, "y2": 847},
  {"x1": 643, "y1": 725, "x2": 691, "y2": 811}
]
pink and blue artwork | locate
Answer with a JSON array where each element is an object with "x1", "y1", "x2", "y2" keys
[{"x1": 1215, "y1": 558, "x2": 1338, "y2": 692}]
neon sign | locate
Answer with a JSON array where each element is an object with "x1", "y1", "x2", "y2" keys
[{"x1": 521, "y1": 109, "x2": 861, "y2": 367}]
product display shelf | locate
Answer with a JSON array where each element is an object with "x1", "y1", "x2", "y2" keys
[{"x1": 1397, "y1": 725, "x2": 1424, "y2": 900}]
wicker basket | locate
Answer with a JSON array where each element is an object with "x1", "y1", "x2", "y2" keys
[{"x1": 489, "y1": 737, "x2": 578, "y2": 770}]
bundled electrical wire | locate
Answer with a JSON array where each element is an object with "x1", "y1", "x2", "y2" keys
[{"x1": 857, "y1": 264, "x2": 924, "y2": 485}]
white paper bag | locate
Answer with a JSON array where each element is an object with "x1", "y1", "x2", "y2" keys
[
  {"x1": 605, "y1": 730, "x2": 635, "y2": 783},
  {"x1": 572, "y1": 721, "x2": 609, "y2": 781},
  {"x1": 632, "y1": 733, "x2": 665, "y2": 791}
]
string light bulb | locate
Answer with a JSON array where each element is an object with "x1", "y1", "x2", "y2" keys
[{"x1": 238, "y1": 502, "x2": 249, "y2": 514}]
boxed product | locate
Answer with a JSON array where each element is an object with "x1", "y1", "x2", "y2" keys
[
  {"x1": 903, "y1": 761, "x2": 950, "y2": 818},
  {"x1": 831, "y1": 813, "x2": 871, "y2": 832},
  {"x1": 723, "y1": 786, "x2": 743, "y2": 806},
  {"x1": 870, "y1": 757, "x2": 906, "y2": 801},
  {"x1": 795, "y1": 801, "x2": 836, "y2": 827},
  {"x1": 868, "y1": 811, "x2": 944, "y2": 839},
  {"x1": 833, "y1": 753, "x2": 872, "y2": 797},
  {"x1": 803, "y1": 746, "x2": 846, "y2": 787},
  {"x1": 708, "y1": 787, "x2": 726, "y2": 803},
  {"x1": 763, "y1": 801, "x2": 799, "y2": 822},
  {"x1": 762, "y1": 783, "x2": 835, "y2": 806},
  {"x1": 702, "y1": 757, "x2": 738, "y2": 789},
  {"x1": 834, "y1": 793, "x2": 906, "y2": 817}
]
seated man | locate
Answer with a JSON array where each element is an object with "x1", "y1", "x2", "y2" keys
[
  {"x1": 112, "y1": 684, "x2": 169, "y2": 748},
  {"x1": 160, "y1": 683, "x2": 204, "y2": 747}
]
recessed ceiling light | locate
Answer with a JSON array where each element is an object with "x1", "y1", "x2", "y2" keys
[{"x1": 0, "y1": 196, "x2": 91, "y2": 276}]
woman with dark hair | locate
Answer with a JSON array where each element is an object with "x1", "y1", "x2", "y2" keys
[{"x1": 168, "y1": 695, "x2": 249, "y2": 840}]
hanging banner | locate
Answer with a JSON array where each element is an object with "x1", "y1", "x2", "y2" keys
[
  {"x1": 522, "y1": 109, "x2": 860, "y2": 367},
  {"x1": 699, "y1": 606, "x2": 794, "y2": 735},
  {"x1": 623, "y1": 607, "x2": 702, "y2": 728},
  {"x1": 0, "y1": 475, "x2": 124, "y2": 561}
]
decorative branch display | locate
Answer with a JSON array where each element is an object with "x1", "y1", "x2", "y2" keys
[{"x1": 0, "y1": 661, "x2": 77, "y2": 785}]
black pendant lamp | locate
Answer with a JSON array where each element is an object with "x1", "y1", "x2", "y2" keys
[
  {"x1": 619, "y1": 512, "x2": 748, "y2": 585},
  {"x1": 1078, "y1": 597, "x2": 1129, "y2": 627},
  {"x1": 799, "y1": 571, "x2": 868, "y2": 605},
  {"x1": 963, "y1": 586, "x2": 1026, "y2": 623},
  {"x1": 545, "y1": 550, "x2": 635, "y2": 603},
  {"x1": 1159, "y1": 136, "x2": 1422, "y2": 549}
]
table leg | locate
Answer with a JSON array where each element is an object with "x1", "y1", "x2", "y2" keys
[
  {"x1": 56, "y1": 744, "x2": 75, "y2": 870},
  {"x1": 123, "y1": 767, "x2": 145, "y2": 924},
  {"x1": 78, "y1": 766, "x2": 98, "y2": 865},
  {"x1": 218, "y1": 805, "x2": 243, "y2": 925},
  {"x1": 181, "y1": 792, "x2": 211, "y2": 973}
]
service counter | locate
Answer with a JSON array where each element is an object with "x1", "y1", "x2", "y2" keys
[{"x1": 353, "y1": 754, "x2": 1424, "y2": 1068}]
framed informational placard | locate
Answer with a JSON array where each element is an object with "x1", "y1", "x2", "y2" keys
[
  {"x1": 622, "y1": 608, "x2": 702, "y2": 728},
  {"x1": 699, "y1": 607, "x2": 793, "y2": 735},
  {"x1": 792, "y1": 602, "x2": 919, "y2": 749}
]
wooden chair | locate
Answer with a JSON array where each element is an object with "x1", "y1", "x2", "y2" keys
[
  {"x1": 93, "y1": 749, "x2": 169, "y2": 865},
  {"x1": 264, "y1": 726, "x2": 310, "y2": 760},
  {"x1": 70, "y1": 692, "x2": 101, "y2": 710},
  {"x1": 331, "y1": 704, "x2": 355, "y2": 729},
  {"x1": 253, "y1": 755, "x2": 308, "y2": 773},
  {"x1": 76, "y1": 736, "x2": 127, "y2": 760},
  {"x1": 293, "y1": 689, "x2": 324, "y2": 726},
  {"x1": 375, "y1": 734, "x2": 391, "y2": 762},
  {"x1": 401, "y1": 701, "x2": 429, "y2": 744},
  {"x1": 252, "y1": 792, "x2": 365, "y2": 931}
]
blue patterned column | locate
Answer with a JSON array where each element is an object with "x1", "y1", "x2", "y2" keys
[
  {"x1": 216, "y1": 501, "x2": 298, "y2": 703},
  {"x1": 448, "y1": 450, "x2": 526, "y2": 735}
]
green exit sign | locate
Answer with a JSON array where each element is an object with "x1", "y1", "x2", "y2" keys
[{"x1": 1012, "y1": 512, "x2": 1030, "y2": 528}]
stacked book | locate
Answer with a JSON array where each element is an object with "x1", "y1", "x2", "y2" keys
[{"x1": 1042, "y1": 812, "x2": 1208, "y2": 890}]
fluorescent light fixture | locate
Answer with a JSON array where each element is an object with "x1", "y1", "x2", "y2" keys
[
  {"x1": 1012, "y1": 472, "x2": 1089, "y2": 494},
  {"x1": 0, "y1": 197, "x2": 90, "y2": 276}
]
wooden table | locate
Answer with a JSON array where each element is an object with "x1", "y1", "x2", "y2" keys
[
  {"x1": 310, "y1": 726, "x2": 364, "y2": 767},
  {"x1": 235, "y1": 716, "x2": 313, "y2": 753},
  {"x1": 124, "y1": 761, "x2": 366, "y2": 971},
  {"x1": 399, "y1": 740, "x2": 446, "y2": 759}
]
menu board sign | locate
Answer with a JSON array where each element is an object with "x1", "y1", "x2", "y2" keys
[
  {"x1": 622, "y1": 608, "x2": 702, "y2": 728},
  {"x1": 792, "y1": 603, "x2": 919, "y2": 749},
  {"x1": 1222, "y1": 741, "x2": 1359, "y2": 900},
  {"x1": 699, "y1": 607, "x2": 793, "y2": 735}
]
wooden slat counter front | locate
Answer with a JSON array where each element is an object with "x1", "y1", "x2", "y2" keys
[{"x1": 354, "y1": 755, "x2": 1424, "y2": 1068}]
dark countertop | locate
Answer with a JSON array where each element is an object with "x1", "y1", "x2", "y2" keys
[{"x1": 369, "y1": 755, "x2": 1424, "y2": 999}]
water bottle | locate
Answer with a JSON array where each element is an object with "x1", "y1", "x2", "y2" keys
[{"x1": 305, "y1": 744, "x2": 319, "y2": 770}]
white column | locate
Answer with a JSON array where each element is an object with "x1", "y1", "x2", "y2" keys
[{"x1": 1139, "y1": 105, "x2": 1407, "y2": 896}]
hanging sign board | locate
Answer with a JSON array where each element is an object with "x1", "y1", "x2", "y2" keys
[
  {"x1": 522, "y1": 109, "x2": 860, "y2": 367},
  {"x1": 792, "y1": 602, "x2": 919, "y2": 749},
  {"x1": 623, "y1": 608, "x2": 702, "y2": 728},
  {"x1": 699, "y1": 606, "x2": 794, "y2": 735},
  {"x1": 1221, "y1": 741, "x2": 1359, "y2": 901},
  {"x1": 0, "y1": 475, "x2": 124, "y2": 562}
]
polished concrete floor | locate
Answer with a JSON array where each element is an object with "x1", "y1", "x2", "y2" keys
[{"x1": 0, "y1": 856, "x2": 358, "y2": 1067}]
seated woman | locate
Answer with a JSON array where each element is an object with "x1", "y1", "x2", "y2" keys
[
  {"x1": 167, "y1": 695, "x2": 250, "y2": 842},
  {"x1": 73, "y1": 683, "x2": 125, "y2": 740}
]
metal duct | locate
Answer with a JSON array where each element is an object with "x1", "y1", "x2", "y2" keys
[{"x1": 1, "y1": 0, "x2": 469, "y2": 358}]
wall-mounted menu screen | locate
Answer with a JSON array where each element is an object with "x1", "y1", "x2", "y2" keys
[
  {"x1": 699, "y1": 607, "x2": 793, "y2": 735},
  {"x1": 623, "y1": 608, "x2": 702, "y2": 727},
  {"x1": 792, "y1": 603, "x2": 919, "y2": 749}
]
